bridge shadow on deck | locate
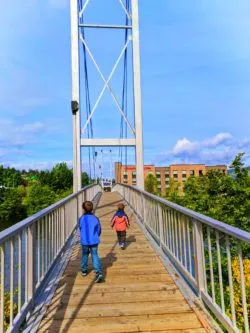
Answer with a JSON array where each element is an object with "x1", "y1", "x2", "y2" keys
[{"x1": 38, "y1": 240, "x2": 119, "y2": 333}]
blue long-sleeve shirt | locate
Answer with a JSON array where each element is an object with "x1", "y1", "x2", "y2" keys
[{"x1": 79, "y1": 213, "x2": 101, "y2": 246}]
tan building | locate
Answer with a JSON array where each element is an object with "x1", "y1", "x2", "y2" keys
[{"x1": 115, "y1": 162, "x2": 227, "y2": 195}]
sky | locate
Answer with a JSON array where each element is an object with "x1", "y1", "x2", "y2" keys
[{"x1": 1, "y1": 0, "x2": 250, "y2": 177}]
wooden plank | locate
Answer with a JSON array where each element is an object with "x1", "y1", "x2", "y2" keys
[
  {"x1": 137, "y1": 330, "x2": 207, "y2": 333},
  {"x1": 44, "y1": 300, "x2": 192, "y2": 320},
  {"x1": 46, "y1": 289, "x2": 184, "y2": 307},
  {"x1": 38, "y1": 313, "x2": 204, "y2": 333},
  {"x1": 57, "y1": 273, "x2": 174, "y2": 286},
  {"x1": 54, "y1": 282, "x2": 177, "y2": 295},
  {"x1": 38, "y1": 192, "x2": 209, "y2": 333}
]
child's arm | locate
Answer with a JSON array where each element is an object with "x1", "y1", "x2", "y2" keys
[
  {"x1": 110, "y1": 215, "x2": 117, "y2": 228},
  {"x1": 125, "y1": 213, "x2": 130, "y2": 226},
  {"x1": 97, "y1": 218, "x2": 102, "y2": 236},
  {"x1": 78, "y1": 216, "x2": 82, "y2": 230},
  {"x1": 125, "y1": 216, "x2": 130, "y2": 228}
]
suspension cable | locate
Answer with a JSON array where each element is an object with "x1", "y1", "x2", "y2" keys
[
  {"x1": 79, "y1": 0, "x2": 96, "y2": 179},
  {"x1": 119, "y1": 0, "x2": 130, "y2": 171}
]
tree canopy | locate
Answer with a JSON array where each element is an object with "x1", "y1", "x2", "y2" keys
[
  {"x1": 166, "y1": 153, "x2": 250, "y2": 232},
  {"x1": 144, "y1": 173, "x2": 158, "y2": 194},
  {"x1": 0, "y1": 163, "x2": 91, "y2": 231}
]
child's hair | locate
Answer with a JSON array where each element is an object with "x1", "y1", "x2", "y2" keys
[
  {"x1": 82, "y1": 201, "x2": 93, "y2": 213},
  {"x1": 117, "y1": 203, "x2": 125, "y2": 211}
]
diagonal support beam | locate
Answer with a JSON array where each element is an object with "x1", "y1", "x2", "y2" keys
[
  {"x1": 80, "y1": 35, "x2": 135, "y2": 136},
  {"x1": 81, "y1": 35, "x2": 132, "y2": 135},
  {"x1": 79, "y1": 0, "x2": 90, "y2": 18},
  {"x1": 118, "y1": 0, "x2": 131, "y2": 20}
]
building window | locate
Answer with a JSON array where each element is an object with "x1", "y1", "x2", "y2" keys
[
  {"x1": 123, "y1": 172, "x2": 128, "y2": 180},
  {"x1": 182, "y1": 171, "x2": 186, "y2": 179},
  {"x1": 190, "y1": 170, "x2": 195, "y2": 176},
  {"x1": 156, "y1": 172, "x2": 161, "y2": 179},
  {"x1": 166, "y1": 184, "x2": 170, "y2": 188},
  {"x1": 173, "y1": 170, "x2": 178, "y2": 179},
  {"x1": 123, "y1": 180, "x2": 128, "y2": 184},
  {"x1": 199, "y1": 170, "x2": 203, "y2": 177},
  {"x1": 132, "y1": 171, "x2": 136, "y2": 179},
  {"x1": 157, "y1": 184, "x2": 161, "y2": 189}
]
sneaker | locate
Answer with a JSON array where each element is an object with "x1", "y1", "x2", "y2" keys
[
  {"x1": 120, "y1": 243, "x2": 125, "y2": 249},
  {"x1": 95, "y1": 273, "x2": 104, "y2": 283},
  {"x1": 81, "y1": 270, "x2": 88, "y2": 276}
]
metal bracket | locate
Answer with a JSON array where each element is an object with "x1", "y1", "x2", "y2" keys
[{"x1": 71, "y1": 100, "x2": 79, "y2": 115}]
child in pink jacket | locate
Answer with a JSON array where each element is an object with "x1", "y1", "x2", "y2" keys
[{"x1": 110, "y1": 203, "x2": 130, "y2": 249}]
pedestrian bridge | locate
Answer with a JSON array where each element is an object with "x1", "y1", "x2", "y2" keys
[{"x1": 0, "y1": 184, "x2": 249, "y2": 333}]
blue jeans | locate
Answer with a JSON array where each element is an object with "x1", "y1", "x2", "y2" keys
[{"x1": 81, "y1": 245, "x2": 102, "y2": 274}]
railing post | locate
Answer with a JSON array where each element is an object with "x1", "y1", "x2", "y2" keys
[
  {"x1": 61, "y1": 206, "x2": 65, "y2": 245},
  {"x1": 27, "y1": 224, "x2": 36, "y2": 302},
  {"x1": 158, "y1": 204, "x2": 163, "y2": 248},
  {"x1": 193, "y1": 218, "x2": 206, "y2": 296},
  {"x1": 140, "y1": 193, "x2": 145, "y2": 224}
]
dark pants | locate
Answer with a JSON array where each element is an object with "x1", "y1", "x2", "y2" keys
[{"x1": 117, "y1": 231, "x2": 126, "y2": 244}]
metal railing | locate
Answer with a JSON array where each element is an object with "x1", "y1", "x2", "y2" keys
[
  {"x1": 0, "y1": 184, "x2": 101, "y2": 333},
  {"x1": 114, "y1": 184, "x2": 250, "y2": 333}
]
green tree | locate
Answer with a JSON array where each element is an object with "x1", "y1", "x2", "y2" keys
[
  {"x1": 23, "y1": 184, "x2": 57, "y2": 216},
  {"x1": 39, "y1": 170, "x2": 53, "y2": 187},
  {"x1": 82, "y1": 172, "x2": 90, "y2": 187},
  {"x1": 0, "y1": 166, "x2": 23, "y2": 188},
  {"x1": 145, "y1": 174, "x2": 158, "y2": 194},
  {"x1": 50, "y1": 163, "x2": 73, "y2": 191},
  {"x1": 0, "y1": 188, "x2": 26, "y2": 231},
  {"x1": 177, "y1": 153, "x2": 250, "y2": 232},
  {"x1": 166, "y1": 178, "x2": 182, "y2": 204}
]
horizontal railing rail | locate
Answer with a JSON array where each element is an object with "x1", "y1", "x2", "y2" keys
[
  {"x1": 0, "y1": 184, "x2": 102, "y2": 333},
  {"x1": 114, "y1": 184, "x2": 250, "y2": 333}
]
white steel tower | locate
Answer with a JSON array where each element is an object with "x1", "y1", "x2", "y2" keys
[{"x1": 70, "y1": 0, "x2": 144, "y2": 192}]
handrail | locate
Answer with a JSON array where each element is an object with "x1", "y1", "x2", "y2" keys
[
  {"x1": 114, "y1": 184, "x2": 250, "y2": 333},
  {"x1": 0, "y1": 184, "x2": 97, "y2": 245},
  {"x1": 120, "y1": 184, "x2": 250, "y2": 243},
  {"x1": 0, "y1": 183, "x2": 102, "y2": 333}
]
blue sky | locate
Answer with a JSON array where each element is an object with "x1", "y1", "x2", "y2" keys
[{"x1": 1, "y1": 0, "x2": 250, "y2": 176}]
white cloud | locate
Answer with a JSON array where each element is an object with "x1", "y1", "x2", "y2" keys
[
  {"x1": 172, "y1": 132, "x2": 233, "y2": 157},
  {"x1": 172, "y1": 138, "x2": 199, "y2": 155},
  {"x1": 203, "y1": 133, "x2": 233, "y2": 147},
  {"x1": 156, "y1": 132, "x2": 250, "y2": 166}
]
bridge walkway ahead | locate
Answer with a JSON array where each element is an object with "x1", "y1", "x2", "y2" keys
[{"x1": 37, "y1": 192, "x2": 209, "y2": 333}]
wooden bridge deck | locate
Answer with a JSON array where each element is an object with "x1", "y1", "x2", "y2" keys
[{"x1": 38, "y1": 192, "x2": 209, "y2": 333}]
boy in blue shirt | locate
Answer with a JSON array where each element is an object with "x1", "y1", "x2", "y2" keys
[{"x1": 79, "y1": 201, "x2": 104, "y2": 283}]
